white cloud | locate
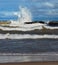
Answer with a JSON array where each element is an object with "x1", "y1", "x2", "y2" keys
[
  {"x1": 40, "y1": 9, "x2": 58, "y2": 16},
  {"x1": 0, "y1": 11, "x2": 20, "y2": 17},
  {"x1": 4, "y1": 12, "x2": 18, "y2": 16},
  {"x1": 45, "y1": 9, "x2": 58, "y2": 15},
  {"x1": 44, "y1": 2, "x2": 54, "y2": 8}
]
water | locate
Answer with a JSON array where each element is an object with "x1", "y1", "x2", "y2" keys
[
  {"x1": 0, "y1": 6, "x2": 58, "y2": 31},
  {"x1": 0, "y1": 6, "x2": 58, "y2": 63},
  {"x1": 19, "y1": 6, "x2": 32, "y2": 23},
  {"x1": 0, "y1": 39, "x2": 58, "y2": 63},
  {"x1": 10, "y1": 6, "x2": 32, "y2": 26},
  {"x1": 1, "y1": 34, "x2": 58, "y2": 39},
  {"x1": 0, "y1": 39, "x2": 58, "y2": 53}
]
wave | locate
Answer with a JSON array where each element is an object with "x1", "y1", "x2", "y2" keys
[
  {"x1": 0, "y1": 52, "x2": 57, "y2": 56},
  {"x1": 44, "y1": 25, "x2": 58, "y2": 29},
  {"x1": 0, "y1": 34, "x2": 58, "y2": 39},
  {"x1": 0, "y1": 52, "x2": 58, "y2": 63},
  {"x1": 0, "y1": 24, "x2": 58, "y2": 32},
  {"x1": 0, "y1": 25, "x2": 43, "y2": 31},
  {"x1": 0, "y1": 6, "x2": 58, "y2": 32}
]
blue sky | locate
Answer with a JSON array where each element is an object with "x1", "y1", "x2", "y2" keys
[{"x1": 0, "y1": 0, "x2": 58, "y2": 21}]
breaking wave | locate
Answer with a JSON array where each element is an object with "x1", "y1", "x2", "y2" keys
[
  {"x1": 0, "y1": 34, "x2": 58, "y2": 39},
  {"x1": 0, "y1": 6, "x2": 58, "y2": 31},
  {"x1": 1, "y1": 25, "x2": 58, "y2": 32}
]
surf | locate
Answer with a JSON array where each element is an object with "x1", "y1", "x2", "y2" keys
[{"x1": 0, "y1": 34, "x2": 58, "y2": 39}]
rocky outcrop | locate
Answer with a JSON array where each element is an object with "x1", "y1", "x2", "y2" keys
[
  {"x1": 24, "y1": 21, "x2": 45, "y2": 24},
  {"x1": 48, "y1": 21, "x2": 58, "y2": 26}
]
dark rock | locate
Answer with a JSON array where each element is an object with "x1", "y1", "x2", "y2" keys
[
  {"x1": 48, "y1": 21, "x2": 58, "y2": 26},
  {"x1": 38, "y1": 21, "x2": 45, "y2": 24},
  {"x1": 24, "y1": 21, "x2": 45, "y2": 24}
]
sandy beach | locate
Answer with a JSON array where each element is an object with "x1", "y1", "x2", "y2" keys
[{"x1": 0, "y1": 61, "x2": 58, "y2": 65}]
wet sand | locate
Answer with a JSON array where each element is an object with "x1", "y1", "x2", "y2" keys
[{"x1": 0, "y1": 61, "x2": 58, "y2": 65}]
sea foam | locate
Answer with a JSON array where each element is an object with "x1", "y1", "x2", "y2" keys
[{"x1": 0, "y1": 34, "x2": 58, "y2": 39}]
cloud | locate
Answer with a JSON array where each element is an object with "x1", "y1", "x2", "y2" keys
[
  {"x1": 47, "y1": 10, "x2": 58, "y2": 15},
  {"x1": 0, "y1": 11, "x2": 20, "y2": 17},
  {"x1": 44, "y1": 2, "x2": 54, "y2": 8},
  {"x1": 4, "y1": 12, "x2": 18, "y2": 16}
]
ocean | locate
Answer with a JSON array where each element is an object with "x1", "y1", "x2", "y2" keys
[
  {"x1": 0, "y1": 39, "x2": 58, "y2": 53},
  {"x1": 0, "y1": 6, "x2": 58, "y2": 63},
  {"x1": 0, "y1": 38, "x2": 58, "y2": 63}
]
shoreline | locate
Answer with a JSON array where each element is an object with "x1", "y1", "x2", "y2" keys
[
  {"x1": 0, "y1": 61, "x2": 58, "y2": 65},
  {"x1": 0, "y1": 52, "x2": 58, "y2": 63}
]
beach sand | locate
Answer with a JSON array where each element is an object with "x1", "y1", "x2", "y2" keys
[{"x1": 0, "y1": 61, "x2": 58, "y2": 65}]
